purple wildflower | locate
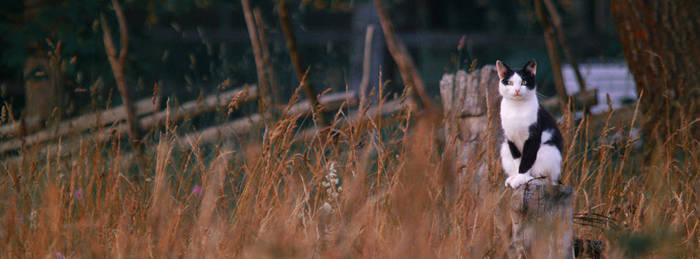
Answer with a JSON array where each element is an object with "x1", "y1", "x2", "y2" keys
[
  {"x1": 56, "y1": 252, "x2": 65, "y2": 259},
  {"x1": 74, "y1": 188, "x2": 83, "y2": 200},
  {"x1": 191, "y1": 185, "x2": 202, "y2": 197}
]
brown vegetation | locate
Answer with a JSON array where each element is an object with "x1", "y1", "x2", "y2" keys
[{"x1": 0, "y1": 80, "x2": 697, "y2": 257}]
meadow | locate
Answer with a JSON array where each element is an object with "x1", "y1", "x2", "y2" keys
[{"x1": 0, "y1": 85, "x2": 697, "y2": 258}]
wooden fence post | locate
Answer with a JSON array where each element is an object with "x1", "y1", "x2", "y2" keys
[
  {"x1": 440, "y1": 66, "x2": 577, "y2": 258},
  {"x1": 439, "y1": 66, "x2": 500, "y2": 193},
  {"x1": 509, "y1": 180, "x2": 574, "y2": 259}
]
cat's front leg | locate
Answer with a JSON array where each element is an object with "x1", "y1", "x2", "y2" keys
[
  {"x1": 505, "y1": 173, "x2": 534, "y2": 188},
  {"x1": 500, "y1": 141, "x2": 520, "y2": 177},
  {"x1": 501, "y1": 141, "x2": 532, "y2": 187},
  {"x1": 506, "y1": 136, "x2": 539, "y2": 188}
]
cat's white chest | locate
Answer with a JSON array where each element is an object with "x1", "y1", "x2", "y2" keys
[{"x1": 500, "y1": 99, "x2": 538, "y2": 147}]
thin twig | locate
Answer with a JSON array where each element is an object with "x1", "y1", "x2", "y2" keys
[
  {"x1": 112, "y1": 0, "x2": 128, "y2": 63},
  {"x1": 372, "y1": 0, "x2": 434, "y2": 111},
  {"x1": 276, "y1": 0, "x2": 328, "y2": 127}
]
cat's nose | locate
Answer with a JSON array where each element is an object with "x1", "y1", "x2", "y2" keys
[{"x1": 515, "y1": 89, "x2": 520, "y2": 95}]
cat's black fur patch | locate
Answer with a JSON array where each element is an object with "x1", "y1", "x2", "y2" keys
[
  {"x1": 537, "y1": 107, "x2": 563, "y2": 151},
  {"x1": 500, "y1": 70, "x2": 515, "y2": 86},
  {"x1": 500, "y1": 63, "x2": 536, "y2": 90},
  {"x1": 508, "y1": 141, "x2": 521, "y2": 159},
  {"x1": 517, "y1": 70, "x2": 536, "y2": 90},
  {"x1": 516, "y1": 106, "x2": 563, "y2": 174}
]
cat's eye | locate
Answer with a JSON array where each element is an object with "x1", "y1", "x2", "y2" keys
[
  {"x1": 522, "y1": 80, "x2": 527, "y2": 85},
  {"x1": 507, "y1": 81, "x2": 514, "y2": 85}
]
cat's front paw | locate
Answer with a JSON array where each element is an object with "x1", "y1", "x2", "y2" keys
[{"x1": 505, "y1": 173, "x2": 534, "y2": 188}]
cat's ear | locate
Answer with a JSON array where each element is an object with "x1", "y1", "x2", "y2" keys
[
  {"x1": 523, "y1": 60, "x2": 536, "y2": 76},
  {"x1": 496, "y1": 60, "x2": 510, "y2": 79}
]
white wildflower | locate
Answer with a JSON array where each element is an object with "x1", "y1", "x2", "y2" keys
[
  {"x1": 29, "y1": 210, "x2": 37, "y2": 230},
  {"x1": 320, "y1": 202, "x2": 335, "y2": 215},
  {"x1": 321, "y1": 161, "x2": 341, "y2": 201}
]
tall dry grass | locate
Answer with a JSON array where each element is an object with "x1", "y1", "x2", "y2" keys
[{"x1": 0, "y1": 89, "x2": 698, "y2": 258}]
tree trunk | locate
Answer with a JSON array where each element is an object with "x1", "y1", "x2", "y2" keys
[{"x1": 610, "y1": 0, "x2": 700, "y2": 164}]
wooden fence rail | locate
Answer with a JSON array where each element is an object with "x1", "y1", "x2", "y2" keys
[
  {"x1": 0, "y1": 94, "x2": 159, "y2": 139},
  {"x1": 0, "y1": 87, "x2": 388, "y2": 167},
  {"x1": 178, "y1": 90, "x2": 359, "y2": 148},
  {"x1": 0, "y1": 86, "x2": 259, "y2": 155}
]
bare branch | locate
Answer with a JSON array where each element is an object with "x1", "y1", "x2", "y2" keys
[
  {"x1": 276, "y1": 0, "x2": 328, "y2": 126},
  {"x1": 534, "y1": 0, "x2": 567, "y2": 112},
  {"x1": 101, "y1": 0, "x2": 142, "y2": 149},
  {"x1": 253, "y1": 8, "x2": 278, "y2": 105},
  {"x1": 112, "y1": 0, "x2": 129, "y2": 63},
  {"x1": 358, "y1": 25, "x2": 375, "y2": 102},
  {"x1": 372, "y1": 0, "x2": 434, "y2": 111},
  {"x1": 542, "y1": 0, "x2": 586, "y2": 92},
  {"x1": 241, "y1": 0, "x2": 271, "y2": 116},
  {"x1": 100, "y1": 14, "x2": 118, "y2": 61}
]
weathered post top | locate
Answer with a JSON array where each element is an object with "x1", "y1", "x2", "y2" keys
[{"x1": 509, "y1": 179, "x2": 574, "y2": 259}]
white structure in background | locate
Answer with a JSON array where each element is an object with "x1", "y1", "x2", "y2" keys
[{"x1": 562, "y1": 62, "x2": 637, "y2": 114}]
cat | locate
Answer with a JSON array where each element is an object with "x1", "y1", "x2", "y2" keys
[{"x1": 496, "y1": 60, "x2": 563, "y2": 188}]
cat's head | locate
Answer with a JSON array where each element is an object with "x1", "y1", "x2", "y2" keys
[{"x1": 496, "y1": 60, "x2": 537, "y2": 101}]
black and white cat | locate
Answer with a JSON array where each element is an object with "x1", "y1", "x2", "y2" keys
[{"x1": 497, "y1": 60, "x2": 563, "y2": 188}]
